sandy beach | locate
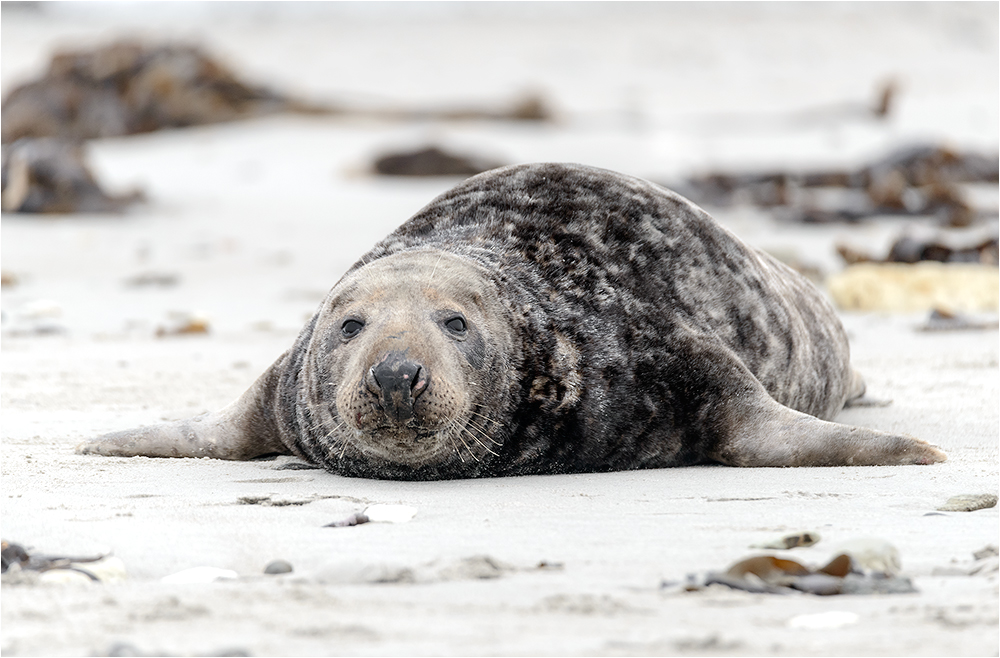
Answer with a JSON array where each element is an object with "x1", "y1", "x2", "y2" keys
[{"x1": 2, "y1": 3, "x2": 998, "y2": 656}]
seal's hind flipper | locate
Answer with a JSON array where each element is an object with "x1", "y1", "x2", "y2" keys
[
  {"x1": 675, "y1": 339, "x2": 946, "y2": 467},
  {"x1": 710, "y1": 395, "x2": 946, "y2": 467},
  {"x1": 76, "y1": 357, "x2": 289, "y2": 462}
]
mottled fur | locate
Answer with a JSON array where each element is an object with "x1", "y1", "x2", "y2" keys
[{"x1": 79, "y1": 163, "x2": 945, "y2": 478}]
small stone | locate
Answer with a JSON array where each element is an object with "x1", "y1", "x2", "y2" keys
[
  {"x1": 751, "y1": 531, "x2": 821, "y2": 550},
  {"x1": 264, "y1": 560, "x2": 293, "y2": 575},
  {"x1": 973, "y1": 545, "x2": 998, "y2": 561},
  {"x1": 937, "y1": 494, "x2": 998, "y2": 512}
]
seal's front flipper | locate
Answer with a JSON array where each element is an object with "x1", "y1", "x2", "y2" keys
[
  {"x1": 76, "y1": 357, "x2": 289, "y2": 462},
  {"x1": 710, "y1": 395, "x2": 946, "y2": 467}
]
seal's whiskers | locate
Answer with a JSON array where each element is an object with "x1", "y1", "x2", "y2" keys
[
  {"x1": 462, "y1": 424, "x2": 499, "y2": 457},
  {"x1": 450, "y1": 422, "x2": 479, "y2": 462}
]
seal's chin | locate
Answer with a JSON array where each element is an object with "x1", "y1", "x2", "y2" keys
[{"x1": 352, "y1": 426, "x2": 455, "y2": 467}]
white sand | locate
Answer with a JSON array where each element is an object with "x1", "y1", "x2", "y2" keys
[{"x1": 2, "y1": 4, "x2": 997, "y2": 656}]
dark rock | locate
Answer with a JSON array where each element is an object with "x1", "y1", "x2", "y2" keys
[{"x1": 372, "y1": 146, "x2": 503, "y2": 177}]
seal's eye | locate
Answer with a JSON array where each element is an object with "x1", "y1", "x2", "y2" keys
[
  {"x1": 444, "y1": 316, "x2": 467, "y2": 334},
  {"x1": 341, "y1": 318, "x2": 364, "y2": 338}
]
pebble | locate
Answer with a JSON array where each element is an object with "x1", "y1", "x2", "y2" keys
[
  {"x1": 937, "y1": 494, "x2": 998, "y2": 512},
  {"x1": 264, "y1": 560, "x2": 293, "y2": 575},
  {"x1": 751, "y1": 531, "x2": 821, "y2": 550}
]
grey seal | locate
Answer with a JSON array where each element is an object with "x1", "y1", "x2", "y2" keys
[{"x1": 77, "y1": 163, "x2": 945, "y2": 479}]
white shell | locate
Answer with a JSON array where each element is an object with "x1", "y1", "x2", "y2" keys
[
  {"x1": 38, "y1": 569, "x2": 94, "y2": 585},
  {"x1": 832, "y1": 537, "x2": 901, "y2": 575},
  {"x1": 363, "y1": 504, "x2": 418, "y2": 523}
]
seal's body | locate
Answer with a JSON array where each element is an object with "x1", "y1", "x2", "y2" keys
[{"x1": 79, "y1": 164, "x2": 945, "y2": 478}]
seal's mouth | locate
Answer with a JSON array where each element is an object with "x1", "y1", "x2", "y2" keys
[
  {"x1": 365, "y1": 426, "x2": 437, "y2": 443},
  {"x1": 352, "y1": 426, "x2": 454, "y2": 467}
]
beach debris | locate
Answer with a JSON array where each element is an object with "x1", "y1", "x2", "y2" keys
[
  {"x1": 360, "y1": 91, "x2": 554, "y2": 124},
  {"x1": 787, "y1": 611, "x2": 860, "y2": 630},
  {"x1": 372, "y1": 145, "x2": 503, "y2": 177},
  {"x1": 1, "y1": 540, "x2": 126, "y2": 584},
  {"x1": 237, "y1": 494, "x2": 313, "y2": 507},
  {"x1": 313, "y1": 554, "x2": 521, "y2": 585},
  {"x1": 434, "y1": 554, "x2": 511, "y2": 581},
  {"x1": 1, "y1": 541, "x2": 30, "y2": 572},
  {"x1": 324, "y1": 504, "x2": 418, "y2": 528},
  {"x1": 324, "y1": 511, "x2": 370, "y2": 528},
  {"x1": 124, "y1": 271, "x2": 180, "y2": 288},
  {"x1": 18, "y1": 299, "x2": 62, "y2": 320},
  {"x1": 676, "y1": 539, "x2": 916, "y2": 596},
  {"x1": 751, "y1": 531, "x2": 821, "y2": 550},
  {"x1": 427, "y1": 92, "x2": 552, "y2": 122},
  {"x1": 100, "y1": 641, "x2": 250, "y2": 657},
  {"x1": 917, "y1": 308, "x2": 999, "y2": 332},
  {"x1": 11, "y1": 299, "x2": 65, "y2": 334},
  {"x1": 313, "y1": 558, "x2": 416, "y2": 584},
  {"x1": 826, "y1": 262, "x2": 999, "y2": 313},
  {"x1": 1, "y1": 39, "x2": 550, "y2": 143},
  {"x1": 2, "y1": 138, "x2": 143, "y2": 213},
  {"x1": 932, "y1": 545, "x2": 999, "y2": 577},
  {"x1": 1, "y1": 40, "x2": 305, "y2": 143},
  {"x1": 937, "y1": 493, "x2": 998, "y2": 512},
  {"x1": 837, "y1": 225, "x2": 999, "y2": 267},
  {"x1": 973, "y1": 545, "x2": 998, "y2": 560},
  {"x1": 830, "y1": 537, "x2": 901, "y2": 576},
  {"x1": 160, "y1": 566, "x2": 238, "y2": 584},
  {"x1": 674, "y1": 143, "x2": 998, "y2": 227},
  {"x1": 263, "y1": 559, "x2": 293, "y2": 575},
  {"x1": 155, "y1": 311, "x2": 211, "y2": 337}
]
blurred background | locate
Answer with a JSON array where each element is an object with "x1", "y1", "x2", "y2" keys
[{"x1": 2, "y1": 1, "x2": 997, "y2": 337}]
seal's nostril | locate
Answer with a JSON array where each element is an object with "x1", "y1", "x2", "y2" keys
[{"x1": 409, "y1": 366, "x2": 424, "y2": 396}]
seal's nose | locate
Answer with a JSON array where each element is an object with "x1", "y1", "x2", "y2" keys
[{"x1": 369, "y1": 351, "x2": 427, "y2": 424}]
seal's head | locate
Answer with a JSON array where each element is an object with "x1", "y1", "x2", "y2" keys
[{"x1": 315, "y1": 249, "x2": 515, "y2": 472}]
